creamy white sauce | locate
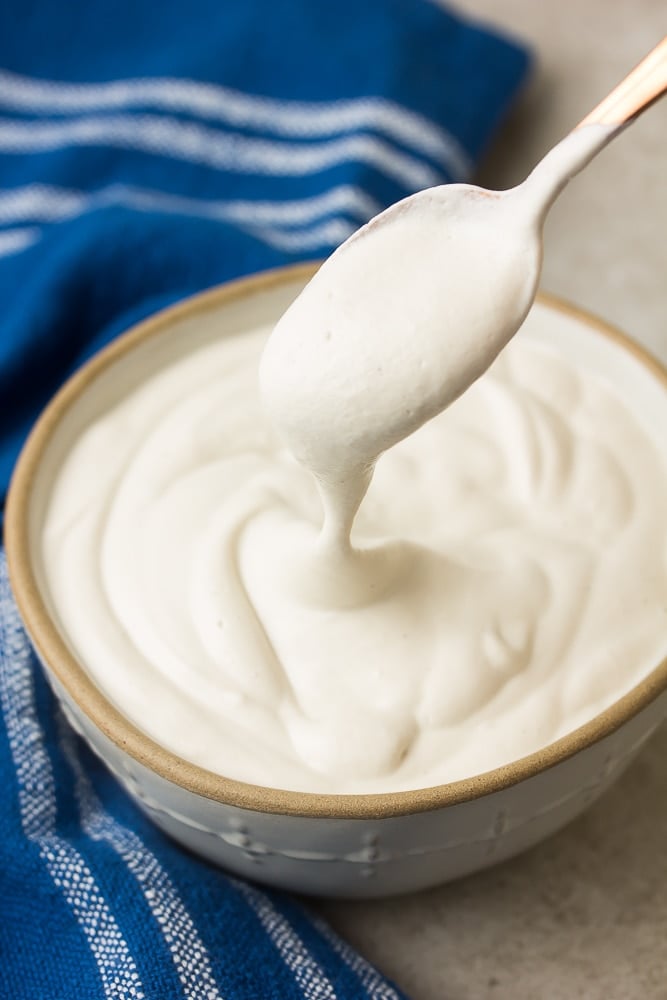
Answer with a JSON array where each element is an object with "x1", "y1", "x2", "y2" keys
[
  {"x1": 42, "y1": 321, "x2": 667, "y2": 792},
  {"x1": 41, "y1": 126, "x2": 667, "y2": 793}
]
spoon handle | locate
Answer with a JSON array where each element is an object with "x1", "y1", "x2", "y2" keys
[{"x1": 578, "y1": 35, "x2": 667, "y2": 128}]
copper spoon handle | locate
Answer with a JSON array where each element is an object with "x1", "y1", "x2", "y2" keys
[{"x1": 578, "y1": 35, "x2": 667, "y2": 128}]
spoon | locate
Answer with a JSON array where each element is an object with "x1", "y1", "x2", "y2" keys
[{"x1": 260, "y1": 36, "x2": 667, "y2": 546}]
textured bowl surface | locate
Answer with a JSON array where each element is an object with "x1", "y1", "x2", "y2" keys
[{"x1": 6, "y1": 264, "x2": 667, "y2": 898}]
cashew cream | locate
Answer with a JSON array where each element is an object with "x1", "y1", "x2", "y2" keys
[
  {"x1": 41, "y1": 127, "x2": 667, "y2": 793},
  {"x1": 42, "y1": 317, "x2": 667, "y2": 792}
]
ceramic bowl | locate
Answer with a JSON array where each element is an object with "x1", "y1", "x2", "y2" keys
[{"x1": 6, "y1": 263, "x2": 667, "y2": 899}]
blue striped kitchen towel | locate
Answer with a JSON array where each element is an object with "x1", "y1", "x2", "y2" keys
[{"x1": 0, "y1": 1, "x2": 529, "y2": 996}]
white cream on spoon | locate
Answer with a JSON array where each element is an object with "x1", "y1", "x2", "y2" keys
[
  {"x1": 258, "y1": 124, "x2": 617, "y2": 564},
  {"x1": 261, "y1": 30, "x2": 667, "y2": 553}
]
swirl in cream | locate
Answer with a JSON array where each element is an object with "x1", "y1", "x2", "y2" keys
[{"x1": 42, "y1": 314, "x2": 667, "y2": 792}]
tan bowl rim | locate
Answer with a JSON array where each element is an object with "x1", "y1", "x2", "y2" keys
[{"x1": 5, "y1": 261, "x2": 667, "y2": 820}]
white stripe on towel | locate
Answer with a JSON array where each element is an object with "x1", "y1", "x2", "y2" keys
[
  {"x1": 0, "y1": 227, "x2": 40, "y2": 257},
  {"x1": 0, "y1": 217, "x2": 349, "y2": 263},
  {"x1": 0, "y1": 182, "x2": 381, "y2": 228},
  {"x1": 232, "y1": 879, "x2": 337, "y2": 1000},
  {"x1": 0, "y1": 185, "x2": 359, "y2": 260},
  {"x1": 254, "y1": 218, "x2": 355, "y2": 250},
  {"x1": 0, "y1": 70, "x2": 472, "y2": 180},
  {"x1": 0, "y1": 115, "x2": 443, "y2": 190},
  {"x1": 0, "y1": 555, "x2": 145, "y2": 1000},
  {"x1": 56, "y1": 713, "x2": 224, "y2": 1000},
  {"x1": 310, "y1": 912, "x2": 404, "y2": 1000}
]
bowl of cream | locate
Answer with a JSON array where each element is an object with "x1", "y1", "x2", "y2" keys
[{"x1": 6, "y1": 262, "x2": 667, "y2": 898}]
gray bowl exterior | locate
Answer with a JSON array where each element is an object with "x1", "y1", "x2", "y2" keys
[{"x1": 47, "y1": 665, "x2": 666, "y2": 899}]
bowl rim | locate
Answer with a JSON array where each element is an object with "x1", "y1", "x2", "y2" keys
[{"x1": 5, "y1": 261, "x2": 667, "y2": 820}]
